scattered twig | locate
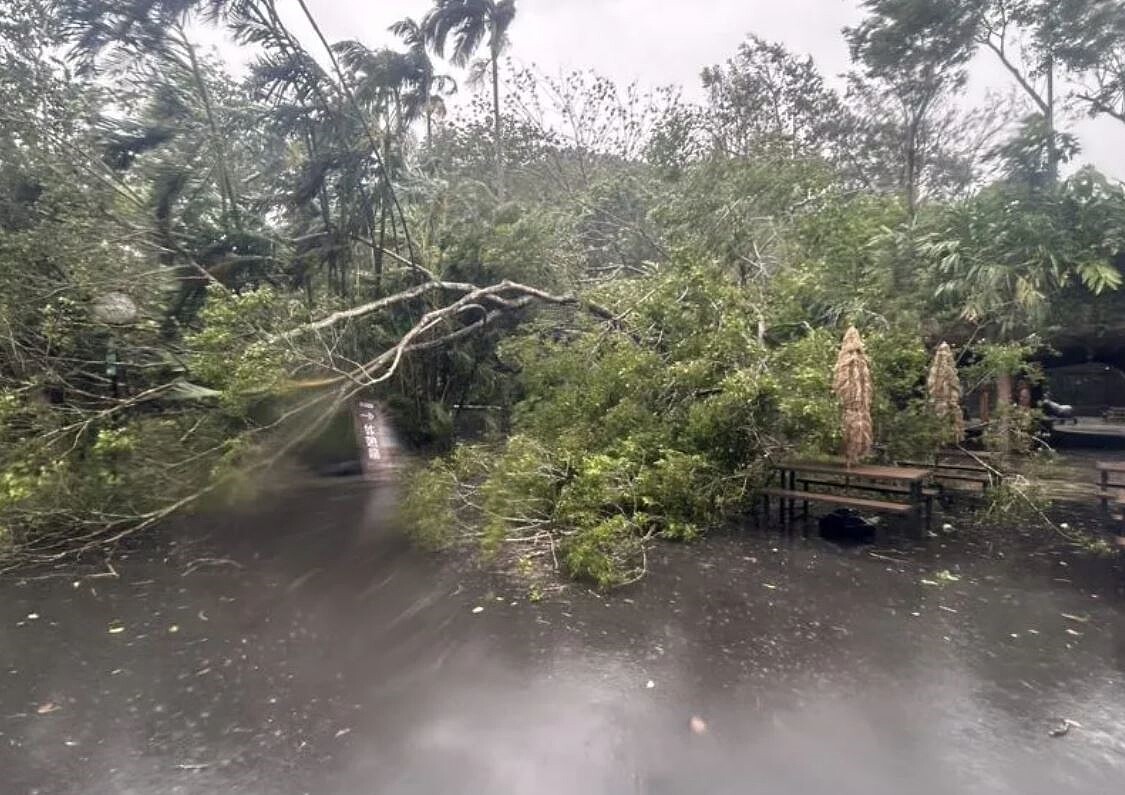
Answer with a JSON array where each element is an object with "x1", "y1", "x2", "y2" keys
[{"x1": 182, "y1": 557, "x2": 244, "y2": 577}]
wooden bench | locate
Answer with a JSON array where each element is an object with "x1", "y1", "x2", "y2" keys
[
  {"x1": 1103, "y1": 407, "x2": 1125, "y2": 424},
  {"x1": 760, "y1": 488, "x2": 914, "y2": 520},
  {"x1": 793, "y1": 478, "x2": 938, "y2": 519},
  {"x1": 898, "y1": 458, "x2": 997, "y2": 491},
  {"x1": 1096, "y1": 461, "x2": 1125, "y2": 511},
  {"x1": 794, "y1": 478, "x2": 939, "y2": 499}
]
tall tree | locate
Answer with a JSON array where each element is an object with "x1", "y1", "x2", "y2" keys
[
  {"x1": 390, "y1": 16, "x2": 456, "y2": 143},
  {"x1": 849, "y1": 0, "x2": 1125, "y2": 184},
  {"x1": 700, "y1": 35, "x2": 843, "y2": 160},
  {"x1": 969, "y1": 0, "x2": 1125, "y2": 180},
  {"x1": 422, "y1": 0, "x2": 517, "y2": 200},
  {"x1": 334, "y1": 42, "x2": 417, "y2": 133},
  {"x1": 1059, "y1": 1, "x2": 1125, "y2": 127},
  {"x1": 847, "y1": 0, "x2": 978, "y2": 215}
]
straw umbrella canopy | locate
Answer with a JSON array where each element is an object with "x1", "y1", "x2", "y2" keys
[
  {"x1": 927, "y1": 341, "x2": 965, "y2": 444},
  {"x1": 832, "y1": 326, "x2": 874, "y2": 466}
]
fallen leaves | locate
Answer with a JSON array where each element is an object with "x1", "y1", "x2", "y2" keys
[
  {"x1": 1049, "y1": 719, "x2": 1082, "y2": 738},
  {"x1": 922, "y1": 570, "x2": 961, "y2": 587},
  {"x1": 36, "y1": 703, "x2": 61, "y2": 715}
]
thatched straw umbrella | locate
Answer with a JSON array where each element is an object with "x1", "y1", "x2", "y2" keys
[
  {"x1": 927, "y1": 342, "x2": 965, "y2": 444},
  {"x1": 832, "y1": 326, "x2": 874, "y2": 466}
]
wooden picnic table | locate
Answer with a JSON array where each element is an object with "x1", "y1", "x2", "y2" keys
[
  {"x1": 765, "y1": 461, "x2": 932, "y2": 529},
  {"x1": 898, "y1": 455, "x2": 998, "y2": 490}
]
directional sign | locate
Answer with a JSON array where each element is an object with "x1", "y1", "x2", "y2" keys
[{"x1": 351, "y1": 399, "x2": 396, "y2": 480}]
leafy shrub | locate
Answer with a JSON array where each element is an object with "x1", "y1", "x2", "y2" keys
[{"x1": 399, "y1": 458, "x2": 461, "y2": 551}]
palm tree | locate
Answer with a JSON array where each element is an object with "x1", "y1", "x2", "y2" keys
[
  {"x1": 334, "y1": 41, "x2": 415, "y2": 132},
  {"x1": 332, "y1": 40, "x2": 421, "y2": 291},
  {"x1": 390, "y1": 16, "x2": 457, "y2": 143},
  {"x1": 422, "y1": 0, "x2": 516, "y2": 199}
]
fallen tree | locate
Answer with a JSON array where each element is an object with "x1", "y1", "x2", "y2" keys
[{"x1": 0, "y1": 274, "x2": 620, "y2": 568}]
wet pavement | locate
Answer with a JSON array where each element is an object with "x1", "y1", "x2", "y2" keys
[{"x1": 2, "y1": 480, "x2": 1124, "y2": 794}]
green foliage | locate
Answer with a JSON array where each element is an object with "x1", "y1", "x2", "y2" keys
[
  {"x1": 961, "y1": 339, "x2": 1043, "y2": 389},
  {"x1": 766, "y1": 329, "x2": 840, "y2": 454},
  {"x1": 188, "y1": 286, "x2": 301, "y2": 416},
  {"x1": 562, "y1": 514, "x2": 645, "y2": 588},
  {"x1": 924, "y1": 170, "x2": 1125, "y2": 331},
  {"x1": 399, "y1": 457, "x2": 461, "y2": 550},
  {"x1": 479, "y1": 435, "x2": 561, "y2": 549},
  {"x1": 974, "y1": 473, "x2": 1053, "y2": 529}
]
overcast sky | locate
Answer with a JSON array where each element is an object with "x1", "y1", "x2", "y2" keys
[{"x1": 212, "y1": 0, "x2": 1124, "y2": 179}]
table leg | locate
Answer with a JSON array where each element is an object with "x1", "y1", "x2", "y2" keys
[
  {"x1": 1101, "y1": 470, "x2": 1109, "y2": 513},
  {"x1": 787, "y1": 470, "x2": 795, "y2": 522},
  {"x1": 910, "y1": 480, "x2": 925, "y2": 533},
  {"x1": 778, "y1": 487, "x2": 785, "y2": 526}
]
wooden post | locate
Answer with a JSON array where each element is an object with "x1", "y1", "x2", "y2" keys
[{"x1": 787, "y1": 470, "x2": 796, "y2": 522}]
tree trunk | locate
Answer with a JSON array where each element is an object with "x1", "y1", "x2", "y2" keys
[
  {"x1": 491, "y1": 50, "x2": 504, "y2": 202},
  {"x1": 1045, "y1": 56, "x2": 1058, "y2": 183},
  {"x1": 903, "y1": 115, "x2": 920, "y2": 220},
  {"x1": 181, "y1": 29, "x2": 240, "y2": 229},
  {"x1": 996, "y1": 372, "x2": 1013, "y2": 453},
  {"x1": 375, "y1": 204, "x2": 387, "y2": 296}
]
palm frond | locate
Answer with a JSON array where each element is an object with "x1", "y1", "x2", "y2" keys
[
  {"x1": 465, "y1": 57, "x2": 490, "y2": 89},
  {"x1": 423, "y1": 0, "x2": 494, "y2": 67},
  {"x1": 389, "y1": 16, "x2": 424, "y2": 51},
  {"x1": 491, "y1": 0, "x2": 517, "y2": 53},
  {"x1": 432, "y1": 73, "x2": 458, "y2": 95},
  {"x1": 59, "y1": 0, "x2": 243, "y2": 65}
]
